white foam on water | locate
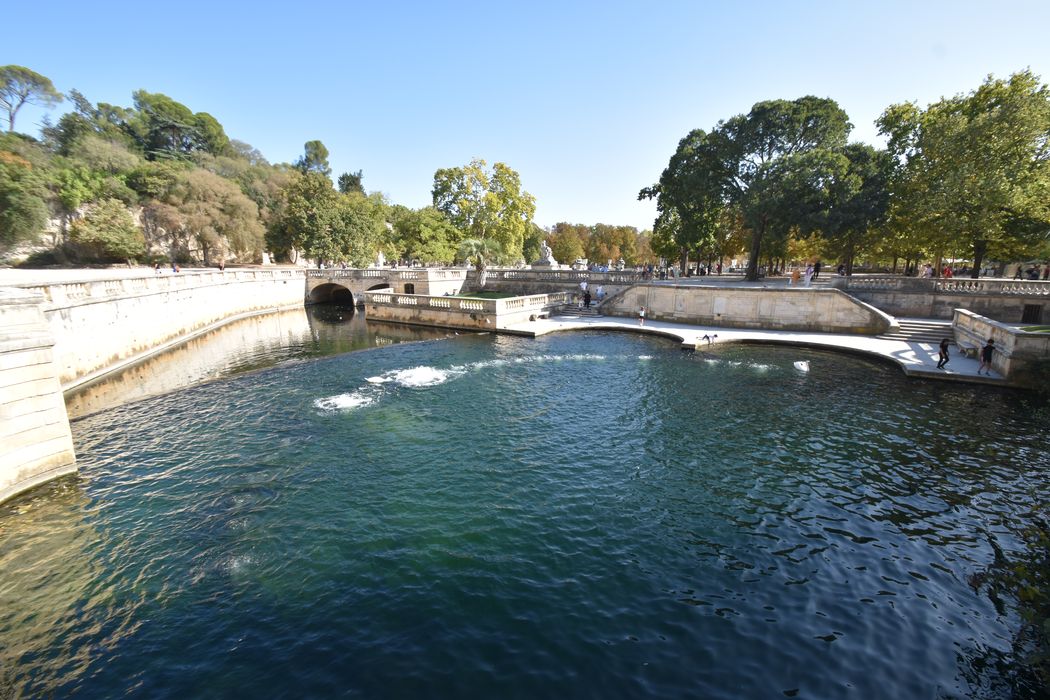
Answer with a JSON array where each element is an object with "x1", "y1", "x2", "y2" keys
[
  {"x1": 638, "y1": 355, "x2": 654, "y2": 360},
  {"x1": 314, "y1": 392, "x2": 375, "y2": 412},
  {"x1": 365, "y1": 375, "x2": 390, "y2": 384},
  {"x1": 389, "y1": 366, "x2": 455, "y2": 387}
]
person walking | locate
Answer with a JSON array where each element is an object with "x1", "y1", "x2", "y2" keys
[
  {"x1": 978, "y1": 338, "x2": 995, "y2": 375},
  {"x1": 638, "y1": 306, "x2": 646, "y2": 326},
  {"x1": 804, "y1": 264, "x2": 814, "y2": 287},
  {"x1": 936, "y1": 338, "x2": 951, "y2": 369}
]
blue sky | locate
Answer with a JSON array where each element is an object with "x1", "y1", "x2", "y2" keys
[{"x1": 7, "y1": 0, "x2": 1050, "y2": 230}]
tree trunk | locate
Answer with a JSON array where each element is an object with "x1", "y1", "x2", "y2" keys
[
  {"x1": 679, "y1": 247, "x2": 688, "y2": 277},
  {"x1": 971, "y1": 239, "x2": 987, "y2": 278},
  {"x1": 744, "y1": 220, "x2": 764, "y2": 281}
]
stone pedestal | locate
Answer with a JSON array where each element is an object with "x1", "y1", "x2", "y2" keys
[{"x1": 0, "y1": 288, "x2": 77, "y2": 504}]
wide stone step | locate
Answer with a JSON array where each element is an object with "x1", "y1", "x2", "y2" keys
[{"x1": 879, "y1": 319, "x2": 952, "y2": 343}]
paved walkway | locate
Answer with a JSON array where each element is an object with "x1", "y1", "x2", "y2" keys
[{"x1": 503, "y1": 312, "x2": 1002, "y2": 385}]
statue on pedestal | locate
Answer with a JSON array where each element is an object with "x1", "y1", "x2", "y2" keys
[{"x1": 534, "y1": 240, "x2": 558, "y2": 267}]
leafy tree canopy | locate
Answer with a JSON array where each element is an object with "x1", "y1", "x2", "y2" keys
[
  {"x1": 433, "y1": 159, "x2": 536, "y2": 263},
  {"x1": 0, "y1": 65, "x2": 63, "y2": 132}
]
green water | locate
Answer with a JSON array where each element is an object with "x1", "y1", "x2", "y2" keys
[{"x1": 2, "y1": 320, "x2": 1048, "y2": 698}]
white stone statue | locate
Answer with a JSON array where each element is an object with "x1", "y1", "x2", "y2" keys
[{"x1": 535, "y1": 240, "x2": 557, "y2": 267}]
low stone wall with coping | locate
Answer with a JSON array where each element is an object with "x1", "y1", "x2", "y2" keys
[
  {"x1": 603, "y1": 284, "x2": 893, "y2": 334},
  {"x1": 361, "y1": 292, "x2": 573, "y2": 330},
  {"x1": 953, "y1": 309, "x2": 1050, "y2": 384},
  {"x1": 14, "y1": 269, "x2": 306, "y2": 390},
  {"x1": 0, "y1": 288, "x2": 77, "y2": 504},
  {"x1": 831, "y1": 275, "x2": 1050, "y2": 321}
]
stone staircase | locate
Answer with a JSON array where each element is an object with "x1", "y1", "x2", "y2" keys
[
  {"x1": 558, "y1": 303, "x2": 602, "y2": 318},
  {"x1": 878, "y1": 318, "x2": 952, "y2": 344}
]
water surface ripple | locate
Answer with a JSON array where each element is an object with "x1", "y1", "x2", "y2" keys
[{"x1": 2, "y1": 331, "x2": 1048, "y2": 698}]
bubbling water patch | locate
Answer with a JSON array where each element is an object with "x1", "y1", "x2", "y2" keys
[
  {"x1": 315, "y1": 352, "x2": 798, "y2": 413},
  {"x1": 316, "y1": 354, "x2": 610, "y2": 413},
  {"x1": 314, "y1": 392, "x2": 375, "y2": 411}
]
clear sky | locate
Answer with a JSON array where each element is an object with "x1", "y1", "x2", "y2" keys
[{"x1": 6, "y1": 0, "x2": 1050, "y2": 231}]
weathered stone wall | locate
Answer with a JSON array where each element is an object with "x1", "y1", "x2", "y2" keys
[
  {"x1": 361, "y1": 292, "x2": 571, "y2": 331},
  {"x1": 18, "y1": 270, "x2": 306, "y2": 390},
  {"x1": 602, "y1": 284, "x2": 893, "y2": 334},
  {"x1": 306, "y1": 269, "x2": 467, "y2": 301},
  {"x1": 831, "y1": 276, "x2": 1050, "y2": 322},
  {"x1": 465, "y1": 268, "x2": 642, "y2": 297},
  {"x1": 0, "y1": 288, "x2": 77, "y2": 504},
  {"x1": 953, "y1": 309, "x2": 1050, "y2": 385}
]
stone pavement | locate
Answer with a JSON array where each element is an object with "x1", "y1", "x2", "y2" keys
[{"x1": 503, "y1": 311, "x2": 1002, "y2": 385}]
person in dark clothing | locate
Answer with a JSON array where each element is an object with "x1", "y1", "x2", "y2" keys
[
  {"x1": 583, "y1": 290, "x2": 591, "y2": 308},
  {"x1": 978, "y1": 339, "x2": 995, "y2": 375},
  {"x1": 813, "y1": 260, "x2": 821, "y2": 279},
  {"x1": 936, "y1": 338, "x2": 951, "y2": 369}
]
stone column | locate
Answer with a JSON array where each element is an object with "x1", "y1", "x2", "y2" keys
[{"x1": 0, "y1": 287, "x2": 77, "y2": 504}]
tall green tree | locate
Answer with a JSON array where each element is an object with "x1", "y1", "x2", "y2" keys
[
  {"x1": 432, "y1": 159, "x2": 536, "y2": 263},
  {"x1": 649, "y1": 97, "x2": 851, "y2": 280},
  {"x1": 0, "y1": 66, "x2": 63, "y2": 132},
  {"x1": 295, "y1": 140, "x2": 331, "y2": 177},
  {"x1": 879, "y1": 70, "x2": 1050, "y2": 276},
  {"x1": 393, "y1": 206, "x2": 461, "y2": 264},
  {"x1": 548, "y1": 223, "x2": 587, "y2": 264},
  {"x1": 326, "y1": 193, "x2": 387, "y2": 266},
  {"x1": 271, "y1": 171, "x2": 339, "y2": 263},
  {"x1": 68, "y1": 198, "x2": 144, "y2": 263},
  {"x1": 0, "y1": 150, "x2": 50, "y2": 249},
  {"x1": 337, "y1": 170, "x2": 364, "y2": 195}
]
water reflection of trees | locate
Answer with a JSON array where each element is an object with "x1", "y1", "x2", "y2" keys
[
  {"x1": 64, "y1": 305, "x2": 453, "y2": 418},
  {"x1": 0, "y1": 479, "x2": 133, "y2": 697}
]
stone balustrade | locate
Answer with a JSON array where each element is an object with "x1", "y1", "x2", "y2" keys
[
  {"x1": 831, "y1": 275, "x2": 1050, "y2": 321},
  {"x1": 361, "y1": 291, "x2": 571, "y2": 330},
  {"x1": 834, "y1": 275, "x2": 1050, "y2": 296}
]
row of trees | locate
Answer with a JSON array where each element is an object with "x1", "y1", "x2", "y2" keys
[
  {"x1": 1, "y1": 66, "x2": 653, "y2": 269},
  {"x1": 643, "y1": 70, "x2": 1050, "y2": 280}
]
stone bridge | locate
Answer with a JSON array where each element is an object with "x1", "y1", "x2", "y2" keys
[{"x1": 305, "y1": 268, "x2": 468, "y2": 303}]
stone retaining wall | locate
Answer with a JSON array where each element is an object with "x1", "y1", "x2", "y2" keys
[
  {"x1": 953, "y1": 309, "x2": 1050, "y2": 384},
  {"x1": 0, "y1": 288, "x2": 77, "y2": 504},
  {"x1": 602, "y1": 284, "x2": 893, "y2": 334},
  {"x1": 832, "y1": 276, "x2": 1050, "y2": 321},
  {"x1": 17, "y1": 269, "x2": 306, "y2": 390},
  {"x1": 362, "y1": 292, "x2": 572, "y2": 330}
]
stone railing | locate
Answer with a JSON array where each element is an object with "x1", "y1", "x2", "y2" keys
[
  {"x1": 486, "y1": 268, "x2": 646, "y2": 284},
  {"x1": 833, "y1": 275, "x2": 1050, "y2": 296},
  {"x1": 18, "y1": 269, "x2": 305, "y2": 310},
  {"x1": 496, "y1": 292, "x2": 573, "y2": 312},
  {"x1": 361, "y1": 291, "x2": 571, "y2": 330},
  {"x1": 305, "y1": 268, "x2": 468, "y2": 282}
]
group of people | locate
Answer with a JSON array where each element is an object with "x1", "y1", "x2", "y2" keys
[
  {"x1": 578, "y1": 281, "x2": 605, "y2": 309},
  {"x1": 936, "y1": 337, "x2": 996, "y2": 375},
  {"x1": 789, "y1": 261, "x2": 822, "y2": 286},
  {"x1": 1013, "y1": 264, "x2": 1050, "y2": 280}
]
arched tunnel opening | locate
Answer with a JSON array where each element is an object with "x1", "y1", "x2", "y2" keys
[{"x1": 308, "y1": 283, "x2": 356, "y2": 305}]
